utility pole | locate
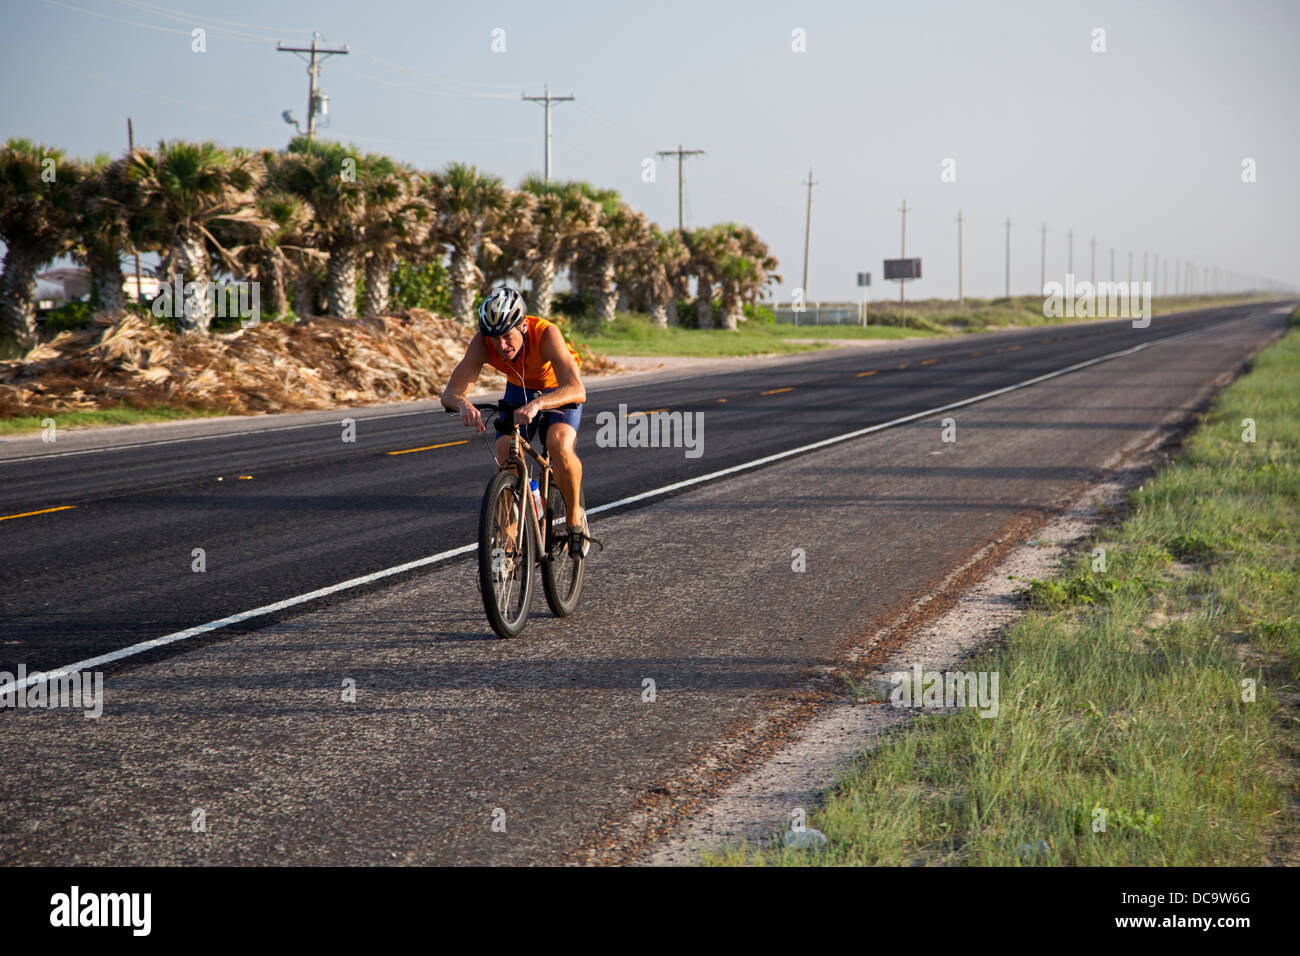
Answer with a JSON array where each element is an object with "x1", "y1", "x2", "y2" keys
[
  {"x1": 1040, "y1": 223, "x2": 1047, "y2": 293},
  {"x1": 1090, "y1": 237, "x2": 1096, "y2": 284},
  {"x1": 277, "y1": 35, "x2": 349, "y2": 144},
  {"x1": 1153, "y1": 254, "x2": 1159, "y2": 296},
  {"x1": 656, "y1": 145, "x2": 705, "y2": 233},
  {"x1": 1068, "y1": 229, "x2": 1073, "y2": 276},
  {"x1": 523, "y1": 84, "x2": 575, "y2": 182},
  {"x1": 899, "y1": 199, "x2": 908, "y2": 317},
  {"x1": 1004, "y1": 216, "x2": 1012, "y2": 299},
  {"x1": 956, "y1": 210, "x2": 964, "y2": 304},
  {"x1": 1110, "y1": 247, "x2": 1115, "y2": 282},
  {"x1": 1128, "y1": 251, "x2": 1133, "y2": 285},
  {"x1": 1175, "y1": 258, "x2": 1181, "y2": 295},
  {"x1": 800, "y1": 168, "x2": 817, "y2": 301},
  {"x1": 1143, "y1": 251, "x2": 1148, "y2": 287},
  {"x1": 127, "y1": 117, "x2": 142, "y2": 306}
]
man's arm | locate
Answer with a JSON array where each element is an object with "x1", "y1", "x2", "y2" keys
[
  {"x1": 442, "y1": 334, "x2": 490, "y2": 430},
  {"x1": 516, "y1": 327, "x2": 586, "y2": 425}
]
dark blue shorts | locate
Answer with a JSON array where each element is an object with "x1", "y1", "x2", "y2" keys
[{"x1": 496, "y1": 383, "x2": 583, "y2": 447}]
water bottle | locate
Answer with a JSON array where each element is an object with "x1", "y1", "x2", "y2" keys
[{"x1": 529, "y1": 479, "x2": 544, "y2": 518}]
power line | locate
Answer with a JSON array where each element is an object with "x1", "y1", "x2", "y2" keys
[
  {"x1": 333, "y1": 63, "x2": 516, "y2": 100},
  {"x1": 114, "y1": 0, "x2": 305, "y2": 35},
  {"x1": 1, "y1": 42, "x2": 284, "y2": 128}
]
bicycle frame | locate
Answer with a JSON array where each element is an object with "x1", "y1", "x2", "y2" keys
[
  {"x1": 498, "y1": 422, "x2": 552, "y2": 560},
  {"x1": 446, "y1": 399, "x2": 572, "y2": 561}
]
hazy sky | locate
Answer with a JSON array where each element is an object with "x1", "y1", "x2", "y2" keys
[{"x1": 2, "y1": 0, "x2": 1297, "y2": 302}]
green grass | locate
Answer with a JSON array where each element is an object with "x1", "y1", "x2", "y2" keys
[
  {"x1": 0, "y1": 405, "x2": 225, "y2": 436},
  {"x1": 707, "y1": 311, "x2": 1300, "y2": 866},
  {"x1": 560, "y1": 294, "x2": 1283, "y2": 358},
  {"x1": 563, "y1": 310, "x2": 942, "y2": 358}
]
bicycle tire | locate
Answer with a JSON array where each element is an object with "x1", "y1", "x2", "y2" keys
[
  {"x1": 477, "y1": 469, "x2": 536, "y2": 638},
  {"x1": 541, "y1": 484, "x2": 585, "y2": 617}
]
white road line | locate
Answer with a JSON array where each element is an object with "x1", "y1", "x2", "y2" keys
[
  {"x1": 0, "y1": 543, "x2": 476, "y2": 694},
  {"x1": 0, "y1": 318, "x2": 1245, "y2": 693}
]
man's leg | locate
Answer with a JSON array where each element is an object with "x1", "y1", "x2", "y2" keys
[
  {"x1": 545, "y1": 422, "x2": 584, "y2": 528},
  {"x1": 494, "y1": 433, "x2": 512, "y2": 468}
]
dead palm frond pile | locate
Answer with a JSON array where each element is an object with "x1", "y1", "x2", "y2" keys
[{"x1": 0, "y1": 310, "x2": 622, "y2": 418}]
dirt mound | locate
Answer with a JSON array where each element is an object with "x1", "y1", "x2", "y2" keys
[{"x1": 0, "y1": 310, "x2": 623, "y2": 418}]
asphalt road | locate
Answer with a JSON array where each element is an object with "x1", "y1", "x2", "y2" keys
[{"x1": 0, "y1": 301, "x2": 1292, "y2": 864}]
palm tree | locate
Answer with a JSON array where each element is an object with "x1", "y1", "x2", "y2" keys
[
  {"x1": 711, "y1": 223, "x2": 781, "y2": 330},
  {"x1": 73, "y1": 154, "x2": 137, "y2": 316},
  {"x1": 686, "y1": 227, "x2": 719, "y2": 329},
  {"x1": 609, "y1": 206, "x2": 655, "y2": 318},
  {"x1": 518, "y1": 177, "x2": 599, "y2": 317},
  {"x1": 620, "y1": 224, "x2": 676, "y2": 328},
  {"x1": 475, "y1": 186, "x2": 536, "y2": 298},
  {"x1": 127, "y1": 140, "x2": 266, "y2": 332},
  {"x1": 426, "y1": 162, "x2": 512, "y2": 324},
  {"x1": 358, "y1": 156, "x2": 430, "y2": 317},
  {"x1": 279, "y1": 137, "x2": 367, "y2": 318},
  {"x1": 660, "y1": 229, "x2": 691, "y2": 326},
  {"x1": 570, "y1": 186, "x2": 633, "y2": 323},
  {"x1": 0, "y1": 138, "x2": 83, "y2": 348},
  {"x1": 218, "y1": 152, "x2": 321, "y2": 321}
]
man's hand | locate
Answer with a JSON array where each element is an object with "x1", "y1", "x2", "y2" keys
[
  {"x1": 513, "y1": 400, "x2": 540, "y2": 429},
  {"x1": 459, "y1": 400, "x2": 486, "y2": 433}
]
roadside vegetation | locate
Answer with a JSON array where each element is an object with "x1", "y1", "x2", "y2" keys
[
  {"x1": 708, "y1": 307, "x2": 1300, "y2": 866},
  {"x1": 0, "y1": 405, "x2": 223, "y2": 436},
  {"x1": 565, "y1": 292, "x2": 1281, "y2": 358},
  {"x1": 0, "y1": 136, "x2": 778, "y2": 353}
]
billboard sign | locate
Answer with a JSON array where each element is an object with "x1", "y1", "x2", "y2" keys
[{"x1": 883, "y1": 258, "x2": 922, "y2": 281}]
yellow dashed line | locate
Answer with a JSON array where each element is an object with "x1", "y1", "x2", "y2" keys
[
  {"x1": 761, "y1": 387, "x2": 793, "y2": 395},
  {"x1": 626, "y1": 408, "x2": 669, "y2": 417},
  {"x1": 1007, "y1": 345, "x2": 1021, "y2": 350},
  {"x1": 0, "y1": 505, "x2": 76, "y2": 523},
  {"x1": 897, "y1": 363, "x2": 908, "y2": 369},
  {"x1": 716, "y1": 397, "x2": 727, "y2": 403},
  {"x1": 238, "y1": 475, "x2": 253, "y2": 480},
  {"x1": 387, "y1": 440, "x2": 469, "y2": 456},
  {"x1": 920, "y1": 358, "x2": 938, "y2": 365},
  {"x1": 969, "y1": 351, "x2": 984, "y2": 357},
  {"x1": 856, "y1": 370, "x2": 878, "y2": 377}
]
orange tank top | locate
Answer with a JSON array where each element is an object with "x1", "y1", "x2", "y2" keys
[{"x1": 483, "y1": 315, "x2": 581, "y2": 389}]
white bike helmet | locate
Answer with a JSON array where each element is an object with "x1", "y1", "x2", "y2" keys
[{"x1": 478, "y1": 287, "x2": 527, "y2": 337}]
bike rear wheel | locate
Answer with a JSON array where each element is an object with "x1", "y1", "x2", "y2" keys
[
  {"x1": 477, "y1": 469, "x2": 536, "y2": 638},
  {"x1": 541, "y1": 483, "x2": 585, "y2": 617}
]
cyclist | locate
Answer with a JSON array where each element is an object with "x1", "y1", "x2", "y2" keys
[{"x1": 441, "y1": 286, "x2": 593, "y2": 556}]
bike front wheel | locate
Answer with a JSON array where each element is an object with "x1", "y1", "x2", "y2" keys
[
  {"x1": 541, "y1": 483, "x2": 585, "y2": 617},
  {"x1": 477, "y1": 469, "x2": 536, "y2": 638}
]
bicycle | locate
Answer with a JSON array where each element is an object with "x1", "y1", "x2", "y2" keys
[{"x1": 447, "y1": 401, "x2": 589, "y2": 638}]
